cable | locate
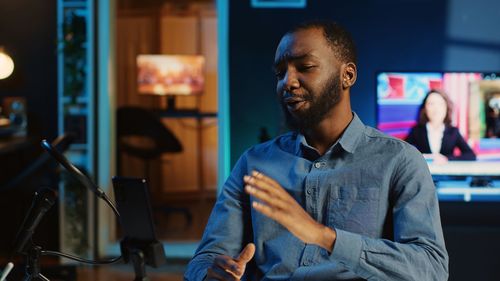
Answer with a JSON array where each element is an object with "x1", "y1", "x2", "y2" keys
[
  {"x1": 41, "y1": 250, "x2": 122, "y2": 265},
  {"x1": 39, "y1": 139, "x2": 124, "y2": 265},
  {"x1": 102, "y1": 193, "x2": 120, "y2": 218}
]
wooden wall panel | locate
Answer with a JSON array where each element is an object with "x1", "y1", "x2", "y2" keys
[
  {"x1": 160, "y1": 118, "x2": 200, "y2": 192},
  {"x1": 159, "y1": 11, "x2": 218, "y2": 194},
  {"x1": 117, "y1": 5, "x2": 218, "y2": 197},
  {"x1": 116, "y1": 15, "x2": 158, "y2": 108}
]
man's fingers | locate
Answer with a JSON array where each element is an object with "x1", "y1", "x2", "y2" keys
[
  {"x1": 250, "y1": 171, "x2": 291, "y2": 200},
  {"x1": 252, "y1": 170, "x2": 280, "y2": 187},
  {"x1": 245, "y1": 185, "x2": 288, "y2": 211},
  {"x1": 251, "y1": 201, "x2": 279, "y2": 220},
  {"x1": 214, "y1": 258, "x2": 241, "y2": 276},
  {"x1": 206, "y1": 267, "x2": 237, "y2": 281},
  {"x1": 236, "y1": 243, "x2": 255, "y2": 264},
  {"x1": 244, "y1": 174, "x2": 275, "y2": 194},
  {"x1": 244, "y1": 173, "x2": 285, "y2": 200}
]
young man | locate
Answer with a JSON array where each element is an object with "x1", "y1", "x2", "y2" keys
[{"x1": 185, "y1": 21, "x2": 449, "y2": 280}]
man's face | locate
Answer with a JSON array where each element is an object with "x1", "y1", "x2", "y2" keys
[{"x1": 274, "y1": 28, "x2": 343, "y2": 132}]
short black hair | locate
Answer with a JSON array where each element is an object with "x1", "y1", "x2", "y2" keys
[{"x1": 288, "y1": 20, "x2": 357, "y2": 64}]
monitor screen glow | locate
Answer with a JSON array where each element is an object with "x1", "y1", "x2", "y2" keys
[
  {"x1": 137, "y1": 54, "x2": 205, "y2": 96},
  {"x1": 377, "y1": 72, "x2": 500, "y2": 177}
]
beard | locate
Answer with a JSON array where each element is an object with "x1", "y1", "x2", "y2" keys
[{"x1": 281, "y1": 74, "x2": 342, "y2": 133}]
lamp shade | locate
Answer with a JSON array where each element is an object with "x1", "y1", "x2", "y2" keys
[{"x1": 0, "y1": 50, "x2": 15, "y2": 80}]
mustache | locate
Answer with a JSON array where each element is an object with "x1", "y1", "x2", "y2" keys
[{"x1": 281, "y1": 92, "x2": 313, "y2": 103}]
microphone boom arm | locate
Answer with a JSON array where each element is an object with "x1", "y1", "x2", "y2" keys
[{"x1": 40, "y1": 139, "x2": 120, "y2": 218}]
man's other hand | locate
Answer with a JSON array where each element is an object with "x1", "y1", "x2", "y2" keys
[{"x1": 206, "y1": 243, "x2": 255, "y2": 281}]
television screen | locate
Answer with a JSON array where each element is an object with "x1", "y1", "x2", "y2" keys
[
  {"x1": 137, "y1": 55, "x2": 205, "y2": 96},
  {"x1": 377, "y1": 72, "x2": 500, "y2": 201}
]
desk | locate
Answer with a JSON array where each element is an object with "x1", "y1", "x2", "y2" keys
[
  {"x1": 0, "y1": 136, "x2": 31, "y2": 155},
  {"x1": 76, "y1": 264, "x2": 184, "y2": 281},
  {"x1": 428, "y1": 160, "x2": 500, "y2": 176},
  {"x1": 156, "y1": 110, "x2": 217, "y2": 119},
  {"x1": 428, "y1": 161, "x2": 500, "y2": 202}
]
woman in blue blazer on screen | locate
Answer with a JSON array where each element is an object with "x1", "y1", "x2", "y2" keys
[{"x1": 406, "y1": 89, "x2": 476, "y2": 164}]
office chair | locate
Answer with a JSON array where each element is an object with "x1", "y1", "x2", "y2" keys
[{"x1": 116, "y1": 106, "x2": 192, "y2": 228}]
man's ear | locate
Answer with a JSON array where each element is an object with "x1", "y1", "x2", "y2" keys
[{"x1": 342, "y1": 62, "x2": 357, "y2": 89}]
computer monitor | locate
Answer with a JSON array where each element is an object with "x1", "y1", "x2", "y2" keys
[
  {"x1": 137, "y1": 54, "x2": 205, "y2": 111},
  {"x1": 376, "y1": 72, "x2": 500, "y2": 180},
  {"x1": 377, "y1": 71, "x2": 500, "y2": 161}
]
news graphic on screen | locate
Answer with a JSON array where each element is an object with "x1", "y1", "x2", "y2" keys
[
  {"x1": 377, "y1": 72, "x2": 500, "y2": 201},
  {"x1": 137, "y1": 54, "x2": 205, "y2": 96},
  {"x1": 377, "y1": 72, "x2": 500, "y2": 161}
]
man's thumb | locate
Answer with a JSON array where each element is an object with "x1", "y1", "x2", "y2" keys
[{"x1": 236, "y1": 243, "x2": 255, "y2": 264}]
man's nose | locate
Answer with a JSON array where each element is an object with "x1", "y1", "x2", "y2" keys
[{"x1": 283, "y1": 69, "x2": 300, "y2": 91}]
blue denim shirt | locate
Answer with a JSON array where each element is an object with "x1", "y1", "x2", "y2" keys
[{"x1": 185, "y1": 113, "x2": 448, "y2": 281}]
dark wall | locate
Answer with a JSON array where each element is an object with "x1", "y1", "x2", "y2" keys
[
  {"x1": 0, "y1": 0, "x2": 58, "y2": 140},
  {"x1": 0, "y1": 0, "x2": 58, "y2": 255},
  {"x1": 229, "y1": 0, "x2": 500, "y2": 164},
  {"x1": 440, "y1": 201, "x2": 500, "y2": 281}
]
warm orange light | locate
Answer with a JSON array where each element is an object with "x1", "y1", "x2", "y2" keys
[
  {"x1": 0, "y1": 49, "x2": 14, "y2": 79},
  {"x1": 137, "y1": 55, "x2": 205, "y2": 96}
]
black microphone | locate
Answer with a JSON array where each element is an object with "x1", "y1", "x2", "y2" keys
[
  {"x1": 14, "y1": 188, "x2": 57, "y2": 254},
  {"x1": 40, "y1": 139, "x2": 105, "y2": 199}
]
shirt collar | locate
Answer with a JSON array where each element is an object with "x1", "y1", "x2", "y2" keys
[
  {"x1": 294, "y1": 112, "x2": 365, "y2": 156},
  {"x1": 338, "y1": 112, "x2": 365, "y2": 154}
]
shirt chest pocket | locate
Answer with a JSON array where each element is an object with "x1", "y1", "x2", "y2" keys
[{"x1": 327, "y1": 185, "x2": 380, "y2": 237}]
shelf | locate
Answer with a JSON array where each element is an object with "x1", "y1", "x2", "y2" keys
[{"x1": 62, "y1": 1, "x2": 88, "y2": 9}]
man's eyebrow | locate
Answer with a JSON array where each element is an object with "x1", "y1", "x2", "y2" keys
[{"x1": 273, "y1": 53, "x2": 316, "y2": 69}]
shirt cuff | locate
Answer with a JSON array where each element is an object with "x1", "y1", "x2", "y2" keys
[{"x1": 328, "y1": 228, "x2": 364, "y2": 270}]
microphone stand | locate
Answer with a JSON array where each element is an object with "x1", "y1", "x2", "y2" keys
[
  {"x1": 23, "y1": 245, "x2": 49, "y2": 281},
  {"x1": 14, "y1": 187, "x2": 57, "y2": 281},
  {"x1": 10, "y1": 138, "x2": 123, "y2": 281}
]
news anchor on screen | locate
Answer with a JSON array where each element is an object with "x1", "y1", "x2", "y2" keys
[{"x1": 406, "y1": 89, "x2": 476, "y2": 164}]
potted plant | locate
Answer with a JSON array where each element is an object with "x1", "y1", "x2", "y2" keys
[{"x1": 61, "y1": 10, "x2": 86, "y2": 106}]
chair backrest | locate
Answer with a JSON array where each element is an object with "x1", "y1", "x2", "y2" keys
[{"x1": 116, "y1": 106, "x2": 182, "y2": 159}]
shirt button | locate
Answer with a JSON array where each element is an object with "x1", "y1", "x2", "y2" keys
[
  {"x1": 306, "y1": 188, "x2": 312, "y2": 195},
  {"x1": 314, "y1": 162, "x2": 322, "y2": 168}
]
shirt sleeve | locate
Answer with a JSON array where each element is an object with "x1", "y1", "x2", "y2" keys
[
  {"x1": 184, "y1": 154, "x2": 252, "y2": 281},
  {"x1": 327, "y1": 145, "x2": 449, "y2": 281}
]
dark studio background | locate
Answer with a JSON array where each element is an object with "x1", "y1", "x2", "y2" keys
[
  {"x1": 1, "y1": 0, "x2": 500, "y2": 279},
  {"x1": 0, "y1": 0, "x2": 59, "y2": 256}
]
